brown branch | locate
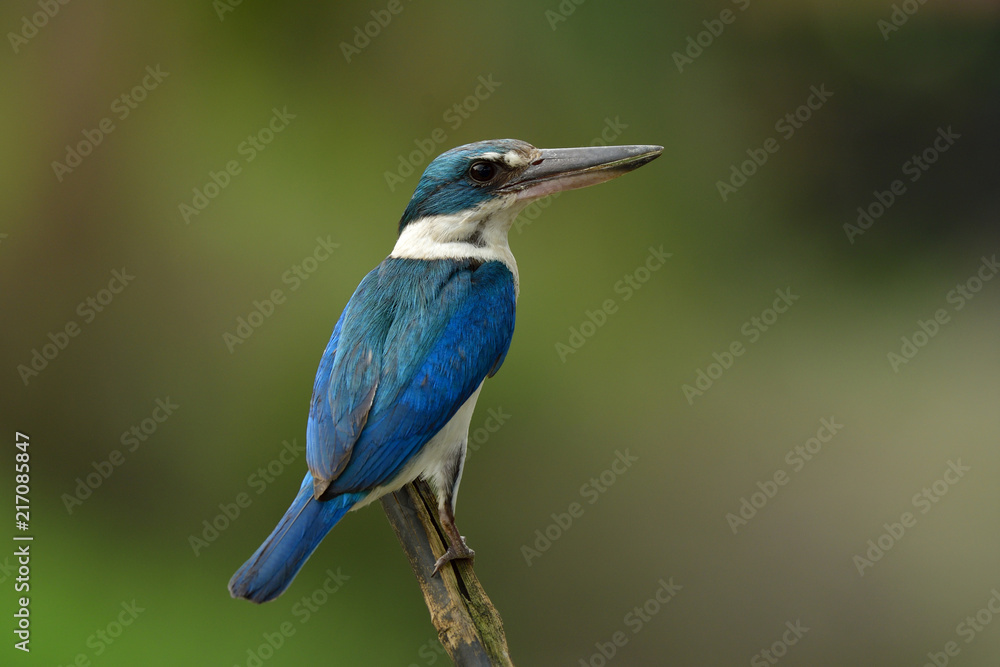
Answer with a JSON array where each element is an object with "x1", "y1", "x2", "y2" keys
[{"x1": 380, "y1": 479, "x2": 514, "y2": 667}]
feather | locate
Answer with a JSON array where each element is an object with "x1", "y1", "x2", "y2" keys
[{"x1": 306, "y1": 257, "x2": 515, "y2": 496}]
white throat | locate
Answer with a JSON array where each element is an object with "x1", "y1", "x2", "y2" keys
[{"x1": 390, "y1": 197, "x2": 523, "y2": 295}]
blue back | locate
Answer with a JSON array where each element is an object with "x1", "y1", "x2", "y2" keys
[{"x1": 306, "y1": 258, "x2": 516, "y2": 493}]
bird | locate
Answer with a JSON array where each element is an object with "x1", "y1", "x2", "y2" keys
[{"x1": 228, "y1": 138, "x2": 662, "y2": 603}]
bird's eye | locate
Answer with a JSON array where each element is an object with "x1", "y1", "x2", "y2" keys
[{"x1": 468, "y1": 161, "x2": 499, "y2": 183}]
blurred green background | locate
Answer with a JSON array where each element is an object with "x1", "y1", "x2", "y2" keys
[{"x1": 2, "y1": 1, "x2": 999, "y2": 665}]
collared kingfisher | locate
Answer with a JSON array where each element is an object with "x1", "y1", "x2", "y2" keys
[{"x1": 229, "y1": 139, "x2": 662, "y2": 603}]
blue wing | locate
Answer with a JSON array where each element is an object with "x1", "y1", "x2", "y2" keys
[{"x1": 306, "y1": 257, "x2": 516, "y2": 497}]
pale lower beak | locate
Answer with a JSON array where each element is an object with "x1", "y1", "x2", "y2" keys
[{"x1": 502, "y1": 144, "x2": 663, "y2": 201}]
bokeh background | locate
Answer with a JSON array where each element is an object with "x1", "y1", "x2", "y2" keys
[{"x1": 2, "y1": 1, "x2": 999, "y2": 665}]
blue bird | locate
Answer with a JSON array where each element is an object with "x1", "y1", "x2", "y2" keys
[{"x1": 229, "y1": 138, "x2": 662, "y2": 603}]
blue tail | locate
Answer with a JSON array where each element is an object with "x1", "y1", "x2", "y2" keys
[{"x1": 228, "y1": 473, "x2": 364, "y2": 603}]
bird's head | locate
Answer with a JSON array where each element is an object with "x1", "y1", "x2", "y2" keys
[
  {"x1": 391, "y1": 139, "x2": 662, "y2": 291},
  {"x1": 396, "y1": 139, "x2": 662, "y2": 242}
]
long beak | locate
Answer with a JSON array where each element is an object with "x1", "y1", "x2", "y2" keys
[{"x1": 502, "y1": 144, "x2": 663, "y2": 201}]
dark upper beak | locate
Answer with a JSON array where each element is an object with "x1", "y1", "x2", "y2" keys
[{"x1": 502, "y1": 144, "x2": 663, "y2": 201}]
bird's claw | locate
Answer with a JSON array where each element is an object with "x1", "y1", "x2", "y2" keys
[{"x1": 432, "y1": 539, "x2": 475, "y2": 576}]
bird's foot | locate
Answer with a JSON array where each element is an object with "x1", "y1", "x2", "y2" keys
[{"x1": 432, "y1": 538, "x2": 475, "y2": 576}]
